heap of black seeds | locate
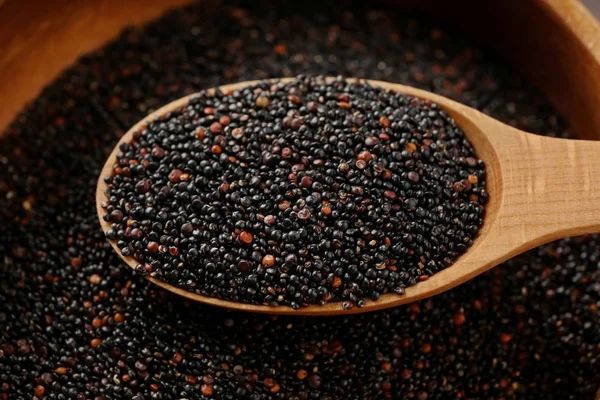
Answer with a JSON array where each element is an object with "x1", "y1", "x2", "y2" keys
[
  {"x1": 102, "y1": 76, "x2": 487, "y2": 308},
  {"x1": 0, "y1": 1, "x2": 598, "y2": 399}
]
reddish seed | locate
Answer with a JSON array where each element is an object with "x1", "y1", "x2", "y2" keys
[
  {"x1": 405, "y1": 142, "x2": 417, "y2": 152},
  {"x1": 114, "y1": 313, "x2": 124, "y2": 323},
  {"x1": 239, "y1": 231, "x2": 253, "y2": 245},
  {"x1": 288, "y1": 94, "x2": 301, "y2": 104},
  {"x1": 92, "y1": 318, "x2": 102, "y2": 328},
  {"x1": 273, "y1": 43, "x2": 287, "y2": 54},
  {"x1": 278, "y1": 201, "x2": 291, "y2": 211},
  {"x1": 147, "y1": 242, "x2": 159, "y2": 253},
  {"x1": 461, "y1": 179, "x2": 472, "y2": 191},
  {"x1": 211, "y1": 144, "x2": 222, "y2": 154},
  {"x1": 381, "y1": 361, "x2": 393, "y2": 373},
  {"x1": 173, "y1": 353, "x2": 183, "y2": 363},
  {"x1": 55, "y1": 367, "x2": 67, "y2": 375},
  {"x1": 500, "y1": 333, "x2": 512, "y2": 344},
  {"x1": 300, "y1": 176, "x2": 312, "y2": 188},
  {"x1": 328, "y1": 340, "x2": 343, "y2": 353},
  {"x1": 200, "y1": 385, "x2": 214, "y2": 397},
  {"x1": 263, "y1": 378, "x2": 275, "y2": 389},
  {"x1": 296, "y1": 369, "x2": 307, "y2": 380},
  {"x1": 203, "y1": 107, "x2": 215, "y2": 115},
  {"x1": 401, "y1": 369, "x2": 412, "y2": 379},
  {"x1": 89, "y1": 274, "x2": 101, "y2": 285},
  {"x1": 422, "y1": 343, "x2": 432, "y2": 353},
  {"x1": 34, "y1": 385, "x2": 45, "y2": 398},
  {"x1": 210, "y1": 122, "x2": 222, "y2": 133},
  {"x1": 151, "y1": 145, "x2": 165, "y2": 158},
  {"x1": 357, "y1": 151, "x2": 372, "y2": 162},
  {"x1": 453, "y1": 181, "x2": 465, "y2": 192},
  {"x1": 332, "y1": 276, "x2": 342, "y2": 288},
  {"x1": 337, "y1": 93, "x2": 350, "y2": 102},
  {"x1": 281, "y1": 147, "x2": 292, "y2": 158},
  {"x1": 262, "y1": 255, "x2": 275, "y2": 267},
  {"x1": 270, "y1": 384, "x2": 281, "y2": 393},
  {"x1": 130, "y1": 228, "x2": 142, "y2": 239},
  {"x1": 379, "y1": 116, "x2": 391, "y2": 128},
  {"x1": 169, "y1": 169, "x2": 183, "y2": 183},
  {"x1": 219, "y1": 182, "x2": 230, "y2": 193},
  {"x1": 91, "y1": 338, "x2": 102, "y2": 348},
  {"x1": 219, "y1": 115, "x2": 231, "y2": 126},
  {"x1": 337, "y1": 101, "x2": 351, "y2": 109},
  {"x1": 384, "y1": 190, "x2": 397, "y2": 200},
  {"x1": 321, "y1": 205, "x2": 332, "y2": 216},
  {"x1": 238, "y1": 259, "x2": 251, "y2": 273},
  {"x1": 70, "y1": 257, "x2": 82, "y2": 268},
  {"x1": 468, "y1": 174, "x2": 478, "y2": 184},
  {"x1": 453, "y1": 312, "x2": 466, "y2": 326},
  {"x1": 195, "y1": 128, "x2": 205, "y2": 141}
]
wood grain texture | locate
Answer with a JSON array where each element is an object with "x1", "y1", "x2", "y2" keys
[{"x1": 96, "y1": 78, "x2": 600, "y2": 316}]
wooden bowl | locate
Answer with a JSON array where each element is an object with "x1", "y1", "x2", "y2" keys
[
  {"x1": 0, "y1": 1, "x2": 598, "y2": 396},
  {"x1": 2, "y1": 0, "x2": 600, "y2": 139}
]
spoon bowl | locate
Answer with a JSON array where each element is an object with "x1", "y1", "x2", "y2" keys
[{"x1": 97, "y1": 77, "x2": 600, "y2": 315}]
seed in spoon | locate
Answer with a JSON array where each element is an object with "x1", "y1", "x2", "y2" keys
[{"x1": 100, "y1": 76, "x2": 487, "y2": 309}]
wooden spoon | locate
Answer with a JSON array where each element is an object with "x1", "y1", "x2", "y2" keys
[{"x1": 97, "y1": 78, "x2": 600, "y2": 316}]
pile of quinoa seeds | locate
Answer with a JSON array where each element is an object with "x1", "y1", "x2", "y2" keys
[
  {"x1": 1, "y1": 1, "x2": 598, "y2": 399},
  {"x1": 102, "y1": 76, "x2": 487, "y2": 308}
]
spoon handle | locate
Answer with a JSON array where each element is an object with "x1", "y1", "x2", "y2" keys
[
  {"x1": 426, "y1": 123, "x2": 600, "y2": 300},
  {"x1": 488, "y1": 126, "x2": 600, "y2": 248}
]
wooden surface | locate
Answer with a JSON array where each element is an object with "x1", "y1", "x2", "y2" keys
[{"x1": 97, "y1": 78, "x2": 600, "y2": 315}]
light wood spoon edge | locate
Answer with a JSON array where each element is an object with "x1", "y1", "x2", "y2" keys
[{"x1": 97, "y1": 77, "x2": 600, "y2": 316}]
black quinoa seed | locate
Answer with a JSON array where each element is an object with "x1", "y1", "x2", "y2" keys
[
  {"x1": 0, "y1": 1, "x2": 598, "y2": 399},
  {"x1": 102, "y1": 76, "x2": 487, "y2": 307}
]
